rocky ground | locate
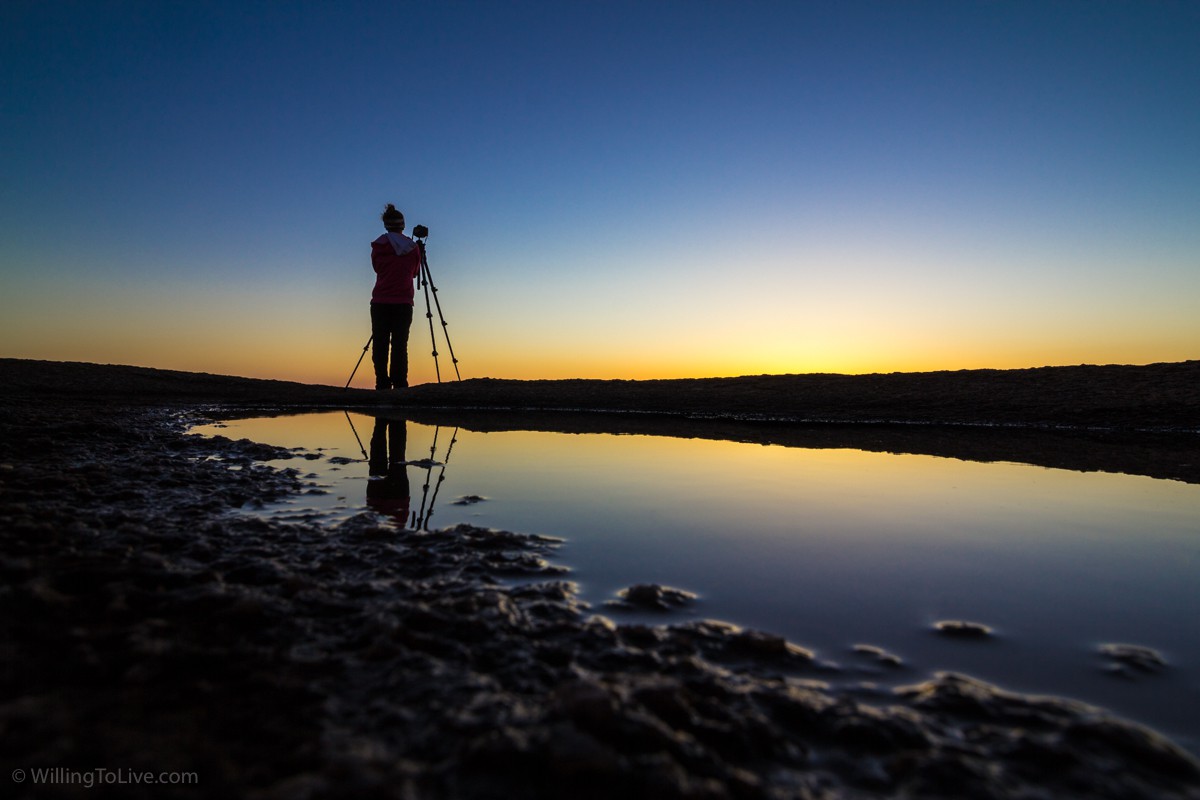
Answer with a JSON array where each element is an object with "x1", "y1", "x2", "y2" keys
[{"x1": 2, "y1": 359, "x2": 1199, "y2": 798}]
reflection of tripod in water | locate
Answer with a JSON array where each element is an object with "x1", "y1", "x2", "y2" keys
[
  {"x1": 343, "y1": 230, "x2": 461, "y2": 389},
  {"x1": 410, "y1": 425, "x2": 458, "y2": 530}
]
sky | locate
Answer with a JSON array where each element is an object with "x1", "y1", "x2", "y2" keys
[{"x1": 2, "y1": 1, "x2": 1198, "y2": 386}]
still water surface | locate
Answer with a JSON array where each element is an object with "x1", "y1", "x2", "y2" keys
[{"x1": 191, "y1": 411, "x2": 1200, "y2": 752}]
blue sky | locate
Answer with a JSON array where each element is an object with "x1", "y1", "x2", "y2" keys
[{"x1": 3, "y1": 1, "x2": 1198, "y2": 384}]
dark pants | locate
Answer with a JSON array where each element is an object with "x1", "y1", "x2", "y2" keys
[{"x1": 370, "y1": 303, "x2": 413, "y2": 388}]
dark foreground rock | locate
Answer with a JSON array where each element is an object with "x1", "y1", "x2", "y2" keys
[{"x1": 2, "y1": 368, "x2": 1200, "y2": 798}]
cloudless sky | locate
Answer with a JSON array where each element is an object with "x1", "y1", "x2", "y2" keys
[{"x1": 3, "y1": 0, "x2": 1198, "y2": 386}]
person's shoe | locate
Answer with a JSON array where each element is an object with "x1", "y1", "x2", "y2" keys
[{"x1": 375, "y1": 382, "x2": 391, "y2": 391}]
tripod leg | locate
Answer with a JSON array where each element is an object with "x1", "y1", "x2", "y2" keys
[
  {"x1": 420, "y1": 256, "x2": 462, "y2": 381},
  {"x1": 344, "y1": 335, "x2": 373, "y2": 390},
  {"x1": 343, "y1": 410, "x2": 368, "y2": 460},
  {"x1": 420, "y1": 263, "x2": 442, "y2": 383}
]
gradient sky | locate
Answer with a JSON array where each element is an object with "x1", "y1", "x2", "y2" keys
[{"x1": 3, "y1": 1, "x2": 1198, "y2": 386}]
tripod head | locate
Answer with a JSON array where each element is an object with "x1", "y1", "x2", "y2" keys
[{"x1": 412, "y1": 224, "x2": 429, "y2": 288}]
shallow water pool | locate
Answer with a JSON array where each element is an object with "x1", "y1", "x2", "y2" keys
[{"x1": 191, "y1": 410, "x2": 1200, "y2": 753}]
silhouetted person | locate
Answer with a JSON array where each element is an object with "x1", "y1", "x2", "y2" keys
[
  {"x1": 366, "y1": 417, "x2": 411, "y2": 524},
  {"x1": 370, "y1": 204, "x2": 422, "y2": 390}
]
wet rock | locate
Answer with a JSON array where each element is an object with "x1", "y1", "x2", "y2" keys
[
  {"x1": 654, "y1": 620, "x2": 818, "y2": 670},
  {"x1": 1063, "y1": 715, "x2": 1200, "y2": 781},
  {"x1": 606, "y1": 583, "x2": 698, "y2": 612},
  {"x1": 453, "y1": 494, "x2": 488, "y2": 505},
  {"x1": 932, "y1": 619, "x2": 994, "y2": 639},
  {"x1": 821, "y1": 700, "x2": 932, "y2": 752},
  {"x1": 852, "y1": 643, "x2": 905, "y2": 669},
  {"x1": 405, "y1": 457, "x2": 441, "y2": 468},
  {"x1": 203, "y1": 435, "x2": 296, "y2": 463},
  {"x1": 482, "y1": 551, "x2": 567, "y2": 576},
  {"x1": 1099, "y1": 643, "x2": 1169, "y2": 678},
  {"x1": 897, "y1": 671, "x2": 1089, "y2": 727},
  {"x1": 616, "y1": 624, "x2": 664, "y2": 649},
  {"x1": 728, "y1": 629, "x2": 804, "y2": 659}
]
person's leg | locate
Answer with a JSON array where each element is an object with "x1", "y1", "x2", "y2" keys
[
  {"x1": 370, "y1": 304, "x2": 391, "y2": 389},
  {"x1": 389, "y1": 304, "x2": 414, "y2": 388}
]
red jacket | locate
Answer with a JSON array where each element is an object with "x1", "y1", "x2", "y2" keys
[{"x1": 370, "y1": 233, "x2": 421, "y2": 304}]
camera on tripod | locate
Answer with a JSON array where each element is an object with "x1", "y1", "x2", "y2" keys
[{"x1": 412, "y1": 224, "x2": 429, "y2": 239}]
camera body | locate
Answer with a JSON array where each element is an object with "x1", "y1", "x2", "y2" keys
[{"x1": 412, "y1": 224, "x2": 429, "y2": 239}]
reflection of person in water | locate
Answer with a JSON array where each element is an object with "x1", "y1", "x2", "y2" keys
[{"x1": 366, "y1": 417, "x2": 411, "y2": 525}]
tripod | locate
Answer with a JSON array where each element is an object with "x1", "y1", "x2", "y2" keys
[
  {"x1": 344, "y1": 230, "x2": 461, "y2": 388},
  {"x1": 415, "y1": 233, "x2": 461, "y2": 383}
]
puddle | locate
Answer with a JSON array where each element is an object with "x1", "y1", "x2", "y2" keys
[{"x1": 190, "y1": 409, "x2": 1200, "y2": 754}]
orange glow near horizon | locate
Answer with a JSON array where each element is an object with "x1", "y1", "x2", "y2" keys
[
  {"x1": 5, "y1": 336, "x2": 1193, "y2": 389},
  {"x1": 2, "y1": 261, "x2": 1195, "y2": 386}
]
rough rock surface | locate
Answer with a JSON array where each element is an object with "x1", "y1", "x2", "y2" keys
[
  {"x1": 607, "y1": 584, "x2": 699, "y2": 612},
  {"x1": 3, "y1": 361, "x2": 1200, "y2": 798}
]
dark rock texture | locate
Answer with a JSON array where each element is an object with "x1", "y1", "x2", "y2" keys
[{"x1": 607, "y1": 584, "x2": 699, "y2": 612}]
